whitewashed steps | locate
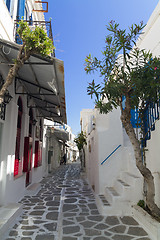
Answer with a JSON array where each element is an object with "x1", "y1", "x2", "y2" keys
[
  {"x1": 96, "y1": 189, "x2": 132, "y2": 216},
  {"x1": 98, "y1": 194, "x2": 110, "y2": 206},
  {"x1": 97, "y1": 172, "x2": 143, "y2": 216},
  {"x1": 105, "y1": 187, "x2": 120, "y2": 203},
  {"x1": 121, "y1": 172, "x2": 141, "y2": 185},
  {"x1": 120, "y1": 172, "x2": 143, "y2": 202}
]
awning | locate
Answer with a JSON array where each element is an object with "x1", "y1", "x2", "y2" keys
[
  {"x1": 0, "y1": 39, "x2": 67, "y2": 124},
  {"x1": 53, "y1": 128, "x2": 69, "y2": 142}
]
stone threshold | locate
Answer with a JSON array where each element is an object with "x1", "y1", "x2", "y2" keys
[
  {"x1": 24, "y1": 182, "x2": 41, "y2": 196},
  {"x1": 0, "y1": 203, "x2": 22, "y2": 239},
  {"x1": 132, "y1": 205, "x2": 160, "y2": 240}
]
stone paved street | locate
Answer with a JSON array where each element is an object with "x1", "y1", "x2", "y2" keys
[{"x1": 3, "y1": 163, "x2": 151, "y2": 240}]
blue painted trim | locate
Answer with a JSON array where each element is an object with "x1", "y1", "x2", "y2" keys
[
  {"x1": 101, "y1": 145, "x2": 121, "y2": 165},
  {"x1": 6, "y1": 0, "x2": 11, "y2": 12},
  {"x1": 17, "y1": 0, "x2": 26, "y2": 18},
  {"x1": 122, "y1": 95, "x2": 140, "y2": 128}
]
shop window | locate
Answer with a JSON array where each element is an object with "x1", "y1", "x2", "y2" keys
[{"x1": 17, "y1": 0, "x2": 25, "y2": 19}]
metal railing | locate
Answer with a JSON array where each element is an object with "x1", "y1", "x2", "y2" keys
[
  {"x1": 142, "y1": 101, "x2": 159, "y2": 148},
  {"x1": 101, "y1": 144, "x2": 121, "y2": 165},
  {"x1": 14, "y1": 18, "x2": 55, "y2": 57},
  {"x1": 100, "y1": 102, "x2": 159, "y2": 165}
]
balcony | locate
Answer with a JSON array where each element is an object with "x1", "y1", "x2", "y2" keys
[{"x1": 14, "y1": 19, "x2": 55, "y2": 57}]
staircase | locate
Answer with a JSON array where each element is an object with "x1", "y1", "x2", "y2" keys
[
  {"x1": 96, "y1": 174, "x2": 143, "y2": 216},
  {"x1": 96, "y1": 147, "x2": 143, "y2": 216},
  {"x1": 96, "y1": 102, "x2": 160, "y2": 216}
]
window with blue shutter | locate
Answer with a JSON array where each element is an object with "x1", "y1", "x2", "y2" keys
[{"x1": 17, "y1": 0, "x2": 26, "y2": 19}]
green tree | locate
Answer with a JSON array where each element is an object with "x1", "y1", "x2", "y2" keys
[
  {"x1": 0, "y1": 20, "x2": 54, "y2": 104},
  {"x1": 74, "y1": 131, "x2": 87, "y2": 151},
  {"x1": 85, "y1": 20, "x2": 160, "y2": 219},
  {"x1": 74, "y1": 131, "x2": 87, "y2": 169}
]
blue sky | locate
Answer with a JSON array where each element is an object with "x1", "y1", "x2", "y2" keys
[{"x1": 45, "y1": 0, "x2": 159, "y2": 135}]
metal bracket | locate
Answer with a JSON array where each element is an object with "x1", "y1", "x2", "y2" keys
[{"x1": 15, "y1": 77, "x2": 56, "y2": 95}]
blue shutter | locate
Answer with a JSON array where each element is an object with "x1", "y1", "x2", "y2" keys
[
  {"x1": 122, "y1": 96, "x2": 140, "y2": 128},
  {"x1": 17, "y1": 0, "x2": 26, "y2": 18},
  {"x1": 130, "y1": 108, "x2": 140, "y2": 128},
  {"x1": 6, "y1": 0, "x2": 11, "y2": 12}
]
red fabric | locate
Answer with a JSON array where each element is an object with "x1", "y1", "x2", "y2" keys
[
  {"x1": 14, "y1": 128, "x2": 21, "y2": 176},
  {"x1": 23, "y1": 137, "x2": 32, "y2": 172}
]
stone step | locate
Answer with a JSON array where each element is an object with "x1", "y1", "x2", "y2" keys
[
  {"x1": 121, "y1": 172, "x2": 141, "y2": 185},
  {"x1": 117, "y1": 179, "x2": 130, "y2": 187},
  {"x1": 98, "y1": 194, "x2": 110, "y2": 206},
  {"x1": 99, "y1": 171, "x2": 143, "y2": 216},
  {"x1": 0, "y1": 203, "x2": 22, "y2": 239},
  {"x1": 24, "y1": 183, "x2": 41, "y2": 196},
  {"x1": 113, "y1": 178, "x2": 141, "y2": 202},
  {"x1": 120, "y1": 172, "x2": 143, "y2": 203},
  {"x1": 96, "y1": 194, "x2": 132, "y2": 216},
  {"x1": 105, "y1": 187, "x2": 121, "y2": 204},
  {"x1": 114, "y1": 179, "x2": 130, "y2": 195}
]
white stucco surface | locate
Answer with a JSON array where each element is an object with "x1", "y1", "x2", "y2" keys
[{"x1": 0, "y1": 0, "x2": 52, "y2": 205}]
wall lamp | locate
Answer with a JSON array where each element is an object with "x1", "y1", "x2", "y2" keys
[
  {"x1": 3, "y1": 90, "x2": 12, "y2": 104},
  {"x1": 0, "y1": 90, "x2": 12, "y2": 120}
]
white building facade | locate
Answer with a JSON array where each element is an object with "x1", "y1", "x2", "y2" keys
[
  {"x1": 0, "y1": 0, "x2": 67, "y2": 206},
  {"x1": 80, "y1": 0, "x2": 160, "y2": 221},
  {"x1": 65, "y1": 125, "x2": 79, "y2": 163}
]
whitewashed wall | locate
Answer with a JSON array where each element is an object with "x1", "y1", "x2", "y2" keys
[
  {"x1": 136, "y1": 0, "x2": 160, "y2": 207},
  {"x1": 81, "y1": 108, "x2": 129, "y2": 194},
  {"x1": 0, "y1": 0, "x2": 48, "y2": 205},
  {"x1": 0, "y1": 0, "x2": 15, "y2": 40}
]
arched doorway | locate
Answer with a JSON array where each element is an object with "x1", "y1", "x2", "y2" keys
[{"x1": 14, "y1": 97, "x2": 23, "y2": 176}]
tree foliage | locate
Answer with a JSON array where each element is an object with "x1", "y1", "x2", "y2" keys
[
  {"x1": 74, "y1": 131, "x2": 87, "y2": 151},
  {"x1": 85, "y1": 21, "x2": 160, "y2": 116},
  {"x1": 0, "y1": 20, "x2": 54, "y2": 104},
  {"x1": 84, "y1": 20, "x2": 160, "y2": 219},
  {"x1": 17, "y1": 20, "x2": 54, "y2": 56}
]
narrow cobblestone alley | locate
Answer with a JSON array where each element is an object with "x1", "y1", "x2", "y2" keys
[{"x1": 3, "y1": 163, "x2": 151, "y2": 240}]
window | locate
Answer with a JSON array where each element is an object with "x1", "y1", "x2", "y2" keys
[{"x1": 17, "y1": 0, "x2": 25, "y2": 19}]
